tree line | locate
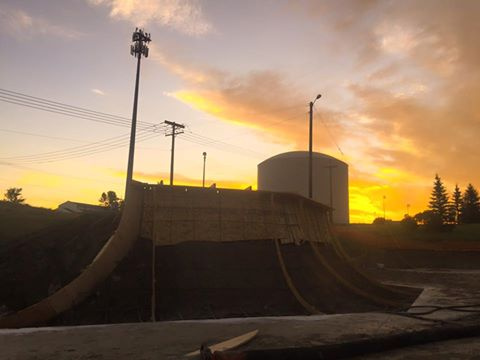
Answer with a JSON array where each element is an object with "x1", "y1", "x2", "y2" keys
[
  {"x1": 412, "y1": 174, "x2": 480, "y2": 227},
  {"x1": 2, "y1": 187, "x2": 122, "y2": 211}
]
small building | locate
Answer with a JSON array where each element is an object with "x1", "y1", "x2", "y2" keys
[
  {"x1": 257, "y1": 151, "x2": 349, "y2": 224},
  {"x1": 57, "y1": 201, "x2": 109, "y2": 214}
]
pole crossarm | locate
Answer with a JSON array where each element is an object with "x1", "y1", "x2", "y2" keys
[{"x1": 164, "y1": 120, "x2": 185, "y2": 185}]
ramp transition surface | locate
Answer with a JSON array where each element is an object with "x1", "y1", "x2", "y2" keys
[{"x1": 1, "y1": 183, "x2": 419, "y2": 328}]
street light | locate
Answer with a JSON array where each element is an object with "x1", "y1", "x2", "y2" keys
[
  {"x1": 125, "y1": 28, "x2": 151, "y2": 200},
  {"x1": 308, "y1": 94, "x2": 322, "y2": 199},
  {"x1": 202, "y1": 152, "x2": 207, "y2": 187}
]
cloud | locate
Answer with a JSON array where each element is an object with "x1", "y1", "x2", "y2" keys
[
  {"x1": 91, "y1": 88, "x2": 106, "y2": 96},
  {"x1": 149, "y1": 45, "x2": 216, "y2": 83},
  {"x1": 149, "y1": 0, "x2": 480, "y2": 221},
  {"x1": 148, "y1": 47, "x2": 350, "y2": 149},
  {"x1": 88, "y1": 0, "x2": 212, "y2": 36},
  {"x1": 0, "y1": 5, "x2": 84, "y2": 40},
  {"x1": 172, "y1": 70, "x2": 351, "y2": 150}
]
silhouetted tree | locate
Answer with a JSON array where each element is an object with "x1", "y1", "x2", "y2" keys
[
  {"x1": 414, "y1": 210, "x2": 437, "y2": 225},
  {"x1": 4, "y1": 187, "x2": 25, "y2": 203},
  {"x1": 452, "y1": 184, "x2": 463, "y2": 224},
  {"x1": 460, "y1": 184, "x2": 480, "y2": 224},
  {"x1": 400, "y1": 214, "x2": 417, "y2": 232},
  {"x1": 414, "y1": 210, "x2": 443, "y2": 230},
  {"x1": 99, "y1": 191, "x2": 121, "y2": 209},
  {"x1": 428, "y1": 174, "x2": 449, "y2": 223},
  {"x1": 372, "y1": 217, "x2": 392, "y2": 225}
]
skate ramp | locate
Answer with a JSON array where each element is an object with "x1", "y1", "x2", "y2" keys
[
  {"x1": 152, "y1": 240, "x2": 418, "y2": 321},
  {"x1": 144, "y1": 184, "x2": 417, "y2": 317},
  {"x1": 141, "y1": 185, "x2": 331, "y2": 245},
  {"x1": 0, "y1": 181, "x2": 145, "y2": 328},
  {"x1": 0, "y1": 183, "x2": 419, "y2": 327}
]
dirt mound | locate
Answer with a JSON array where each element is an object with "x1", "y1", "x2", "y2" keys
[{"x1": 0, "y1": 212, "x2": 118, "y2": 313}]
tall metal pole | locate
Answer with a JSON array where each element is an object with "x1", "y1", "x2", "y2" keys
[
  {"x1": 126, "y1": 54, "x2": 141, "y2": 198},
  {"x1": 309, "y1": 101, "x2": 313, "y2": 199},
  {"x1": 202, "y1": 152, "x2": 207, "y2": 187},
  {"x1": 308, "y1": 94, "x2": 321, "y2": 199},
  {"x1": 125, "y1": 28, "x2": 151, "y2": 200}
]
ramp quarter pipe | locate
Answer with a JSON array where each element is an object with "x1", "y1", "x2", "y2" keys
[{"x1": 1, "y1": 183, "x2": 419, "y2": 328}]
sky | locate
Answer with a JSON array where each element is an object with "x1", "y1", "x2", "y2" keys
[{"x1": 0, "y1": 0, "x2": 479, "y2": 223}]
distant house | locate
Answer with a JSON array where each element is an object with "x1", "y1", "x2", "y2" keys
[{"x1": 57, "y1": 201, "x2": 109, "y2": 214}]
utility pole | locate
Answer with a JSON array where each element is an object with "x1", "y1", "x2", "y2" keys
[
  {"x1": 308, "y1": 94, "x2": 322, "y2": 199},
  {"x1": 202, "y1": 152, "x2": 207, "y2": 187},
  {"x1": 164, "y1": 120, "x2": 185, "y2": 185},
  {"x1": 125, "y1": 28, "x2": 151, "y2": 200}
]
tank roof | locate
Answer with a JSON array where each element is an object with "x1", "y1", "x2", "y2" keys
[{"x1": 258, "y1": 151, "x2": 348, "y2": 167}]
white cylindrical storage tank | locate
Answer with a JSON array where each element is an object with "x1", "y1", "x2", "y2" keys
[{"x1": 257, "y1": 151, "x2": 349, "y2": 224}]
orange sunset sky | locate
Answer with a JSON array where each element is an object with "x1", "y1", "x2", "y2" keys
[{"x1": 1, "y1": 0, "x2": 479, "y2": 223}]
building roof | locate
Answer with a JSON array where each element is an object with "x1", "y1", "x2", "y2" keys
[
  {"x1": 258, "y1": 151, "x2": 348, "y2": 167},
  {"x1": 57, "y1": 201, "x2": 108, "y2": 213}
]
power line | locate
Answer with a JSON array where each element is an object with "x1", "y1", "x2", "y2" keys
[
  {"x1": 2, "y1": 133, "x2": 132, "y2": 160},
  {"x1": 0, "y1": 89, "x2": 158, "y2": 131},
  {"x1": 314, "y1": 106, "x2": 345, "y2": 156},
  {"x1": 0, "y1": 88, "x2": 131, "y2": 121},
  {"x1": 0, "y1": 128, "x2": 165, "y2": 164},
  {"x1": 0, "y1": 87, "x2": 310, "y2": 161},
  {"x1": 0, "y1": 88, "x2": 268, "y2": 160},
  {"x1": 181, "y1": 131, "x2": 266, "y2": 158},
  {"x1": 0, "y1": 128, "x2": 91, "y2": 143}
]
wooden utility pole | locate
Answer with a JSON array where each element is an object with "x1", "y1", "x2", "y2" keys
[{"x1": 164, "y1": 120, "x2": 185, "y2": 185}]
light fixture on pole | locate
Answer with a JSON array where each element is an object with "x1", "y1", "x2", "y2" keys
[
  {"x1": 125, "y1": 28, "x2": 151, "y2": 200},
  {"x1": 308, "y1": 94, "x2": 322, "y2": 199}
]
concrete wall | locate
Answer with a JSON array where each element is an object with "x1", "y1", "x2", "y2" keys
[
  {"x1": 257, "y1": 151, "x2": 349, "y2": 224},
  {"x1": 140, "y1": 185, "x2": 331, "y2": 245}
]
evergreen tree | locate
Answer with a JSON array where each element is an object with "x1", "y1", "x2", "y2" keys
[
  {"x1": 452, "y1": 184, "x2": 462, "y2": 224},
  {"x1": 428, "y1": 174, "x2": 449, "y2": 223},
  {"x1": 460, "y1": 184, "x2": 480, "y2": 223}
]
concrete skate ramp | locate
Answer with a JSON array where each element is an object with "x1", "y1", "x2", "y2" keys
[
  {"x1": 141, "y1": 184, "x2": 331, "y2": 245},
  {"x1": 0, "y1": 181, "x2": 145, "y2": 329}
]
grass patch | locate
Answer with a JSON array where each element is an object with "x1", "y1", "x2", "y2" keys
[
  {"x1": 334, "y1": 222, "x2": 480, "y2": 250},
  {"x1": 0, "y1": 201, "x2": 78, "y2": 241}
]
